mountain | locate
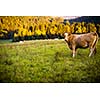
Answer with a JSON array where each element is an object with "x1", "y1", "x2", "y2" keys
[{"x1": 63, "y1": 16, "x2": 100, "y2": 24}]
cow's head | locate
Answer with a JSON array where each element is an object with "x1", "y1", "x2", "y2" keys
[{"x1": 64, "y1": 33, "x2": 69, "y2": 42}]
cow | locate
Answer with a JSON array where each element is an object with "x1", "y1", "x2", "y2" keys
[{"x1": 64, "y1": 32, "x2": 99, "y2": 58}]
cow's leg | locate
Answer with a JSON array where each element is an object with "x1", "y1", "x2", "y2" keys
[
  {"x1": 89, "y1": 47, "x2": 96, "y2": 57},
  {"x1": 72, "y1": 46, "x2": 76, "y2": 58},
  {"x1": 89, "y1": 48, "x2": 94, "y2": 57},
  {"x1": 93, "y1": 47, "x2": 97, "y2": 54},
  {"x1": 92, "y1": 46, "x2": 97, "y2": 55},
  {"x1": 72, "y1": 50, "x2": 76, "y2": 58},
  {"x1": 89, "y1": 36, "x2": 98, "y2": 57},
  {"x1": 89, "y1": 45, "x2": 97, "y2": 57}
]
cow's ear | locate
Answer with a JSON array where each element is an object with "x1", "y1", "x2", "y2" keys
[
  {"x1": 64, "y1": 32, "x2": 72, "y2": 37},
  {"x1": 68, "y1": 32, "x2": 72, "y2": 36},
  {"x1": 68, "y1": 33, "x2": 70, "y2": 36}
]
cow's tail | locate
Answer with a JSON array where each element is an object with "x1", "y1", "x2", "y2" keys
[{"x1": 92, "y1": 32, "x2": 99, "y2": 48}]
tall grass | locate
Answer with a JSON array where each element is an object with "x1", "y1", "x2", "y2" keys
[{"x1": 0, "y1": 40, "x2": 100, "y2": 82}]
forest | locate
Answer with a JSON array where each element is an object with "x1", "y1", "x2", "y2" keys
[{"x1": 0, "y1": 16, "x2": 100, "y2": 42}]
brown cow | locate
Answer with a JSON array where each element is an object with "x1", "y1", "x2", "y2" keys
[{"x1": 64, "y1": 32, "x2": 98, "y2": 58}]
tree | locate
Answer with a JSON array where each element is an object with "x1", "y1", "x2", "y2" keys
[
  {"x1": 64, "y1": 24, "x2": 71, "y2": 33},
  {"x1": 87, "y1": 23, "x2": 97, "y2": 33},
  {"x1": 96, "y1": 24, "x2": 100, "y2": 36},
  {"x1": 75, "y1": 23, "x2": 82, "y2": 33},
  {"x1": 71, "y1": 22, "x2": 76, "y2": 33}
]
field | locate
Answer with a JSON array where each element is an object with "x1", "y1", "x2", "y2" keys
[{"x1": 0, "y1": 39, "x2": 100, "y2": 83}]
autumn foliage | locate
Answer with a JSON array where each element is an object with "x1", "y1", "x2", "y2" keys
[{"x1": 0, "y1": 16, "x2": 100, "y2": 42}]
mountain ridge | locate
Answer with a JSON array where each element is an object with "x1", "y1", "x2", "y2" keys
[{"x1": 63, "y1": 16, "x2": 100, "y2": 24}]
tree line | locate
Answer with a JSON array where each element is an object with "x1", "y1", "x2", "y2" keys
[{"x1": 0, "y1": 16, "x2": 100, "y2": 42}]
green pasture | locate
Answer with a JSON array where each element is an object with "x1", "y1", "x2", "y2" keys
[{"x1": 0, "y1": 39, "x2": 100, "y2": 82}]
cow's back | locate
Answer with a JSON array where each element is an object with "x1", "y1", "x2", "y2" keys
[{"x1": 74, "y1": 32, "x2": 98, "y2": 48}]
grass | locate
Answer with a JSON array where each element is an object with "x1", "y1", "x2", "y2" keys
[
  {"x1": 0, "y1": 39, "x2": 12, "y2": 44},
  {"x1": 0, "y1": 39, "x2": 100, "y2": 83}
]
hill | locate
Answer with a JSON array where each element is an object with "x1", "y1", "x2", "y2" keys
[{"x1": 64, "y1": 16, "x2": 100, "y2": 24}]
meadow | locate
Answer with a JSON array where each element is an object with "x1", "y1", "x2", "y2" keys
[{"x1": 0, "y1": 39, "x2": 100, "y2": 83}]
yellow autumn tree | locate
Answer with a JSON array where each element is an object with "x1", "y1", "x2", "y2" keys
[
  {"x1": 75, "y1": 23, "x2": 82, "y2": 33},
  {"x1": 71, "y1": 22, "x2": 76, "y2": 33},
  {"x1": 64, "y1": 24, "x2": 71, "y2": 33}
]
